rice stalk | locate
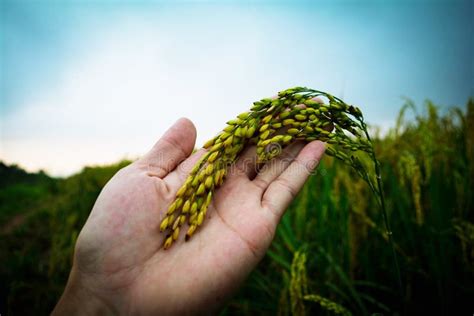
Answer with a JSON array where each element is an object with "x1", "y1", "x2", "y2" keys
[
  {"x1": 289, "y1": 250, "x2": 352, "y2": 316},
  {"x1": 303, "y1": 294, "x2": 352, "y2": 316},
  {"x1": 159, "y1": 87, "x2": 402, "y2": 299},
  {"x1": 289, "y1": 251, "x2": 308, "y2": 316}
]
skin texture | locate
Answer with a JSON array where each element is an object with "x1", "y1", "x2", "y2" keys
[{"x1": 52, "y1": 118, "x2": 325, "y2": 315}]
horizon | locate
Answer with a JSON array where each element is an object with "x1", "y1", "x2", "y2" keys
[
  {"x1": 1, "y1": 0, "x2": 473, "y2": 176},
  {"x1": 2, "y1": 93, "x2": 472, "y2": 179}
]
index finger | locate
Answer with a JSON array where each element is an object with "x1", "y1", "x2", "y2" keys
[{"x1": 261, "y1": 141, "x2": 325, "y2": 223}]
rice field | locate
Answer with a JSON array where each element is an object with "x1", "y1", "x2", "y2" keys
[{"x1": 0, "y1": 98, "x2": 472, "y2": 315}]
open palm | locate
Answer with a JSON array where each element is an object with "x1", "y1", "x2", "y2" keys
[{"x1": 53, "y1": 118, "x2": 325, "y2": 315}]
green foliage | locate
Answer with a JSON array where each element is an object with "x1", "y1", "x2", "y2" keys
[
  {"x1": 0, "y1": 163, "x2": 55, "y2": 227},
  {"x1": 1, "y1": 99, "x2": 473, "y2": 315},
  {"x1": 0, "y1": 160, "x2": 131, "y2": 315}
]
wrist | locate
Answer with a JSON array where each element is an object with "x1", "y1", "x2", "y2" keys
[{"x1": 52, "y1": 267, "x2": 115, "y2": 315}]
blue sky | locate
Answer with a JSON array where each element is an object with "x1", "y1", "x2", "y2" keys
[{"x1": 0, "y1": 0, "x2": 472, "y2": 175}]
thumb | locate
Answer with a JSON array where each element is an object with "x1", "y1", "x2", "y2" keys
[{"x1": 140, "y1": 118, "x2": 197, "y2": 178}]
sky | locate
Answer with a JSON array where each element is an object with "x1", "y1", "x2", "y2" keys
[{"x1": 0, "y1": 0, "x2": 472, "y2": 176}]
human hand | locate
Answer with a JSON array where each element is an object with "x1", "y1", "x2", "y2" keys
[{"x1": 52, "y1": 118, "x2": 325, "y2": 315}]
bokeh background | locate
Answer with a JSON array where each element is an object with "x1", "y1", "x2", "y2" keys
[{"x1": 1, "y1": 0, "x2": 473, "y2": 315}]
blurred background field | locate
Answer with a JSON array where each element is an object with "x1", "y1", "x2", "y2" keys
[{"x1": 1, "y1": 98, "x2": 472, "y2": 315}]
